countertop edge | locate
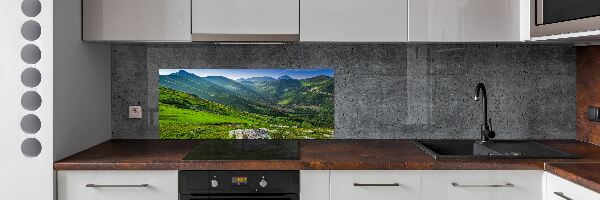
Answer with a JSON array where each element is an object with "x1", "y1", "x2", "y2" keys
[
  {"x1": 545, "y1": 162, "x2": 600, "y2": 194},
  {"x1": 53, "y1": 161, "x2": 544, "y2": 171}
]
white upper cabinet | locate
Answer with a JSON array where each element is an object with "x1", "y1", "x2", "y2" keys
[
  {"x1": 83, "y1": 0, "x2": 191, "y2": 42},
  {"x1": 191, "y1": 0, "x2": 300, "y2": 41},
  {"x1": 409, "y1": 0, "x2": 530, "y2": 42},
  {"x1": 300, "y1": 0, "x2": 408, "y2": 42},
  {"x1": 81, "y1": 0, "x2": 532, "y2": 42},
  {"x1": 80, "y1": 0, "x2": 533, "y2": 42}
]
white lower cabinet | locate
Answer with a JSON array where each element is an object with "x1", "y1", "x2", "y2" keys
[
  {"x1": 324, "y1": 170, "x2": 543, "y2": 200},
  {"x1": 57, "y1": 170, "x2": 178, "y2": 200},
  {"x1": 55, "y1": 170, "x2": 600, "y2": 200},
  {"x1": 421, "y1": 170, "x2": 543, "y2": 200},
  {"x1": 330, "y1": 170, "x2": 421, "y2": 200},
  {"x1": 545, "y1": 172, "x2": 600, "y2": 200},
  {"x1": 301, "y1": 170, "x2": 330, "y2": 200}
]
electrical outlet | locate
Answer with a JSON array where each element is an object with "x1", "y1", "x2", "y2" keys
[
  {"x1": 129, "y1": 106, "x2": 142, "y2": 119},
  {"x1": 588, "y1": 106, "x2": 600, "y2": 122}
]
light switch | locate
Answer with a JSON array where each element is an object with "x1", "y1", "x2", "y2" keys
[{"x1": 129, "y1": 106, "x2": 142, "y2": 119}]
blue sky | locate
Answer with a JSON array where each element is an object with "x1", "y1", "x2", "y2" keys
[{"x1": 159, "y1": 69, "x2": 334, "y2": 80}]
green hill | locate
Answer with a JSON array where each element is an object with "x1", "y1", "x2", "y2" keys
[{"x1": 159, "y1": 87, "x2": 333, "y2": 139}]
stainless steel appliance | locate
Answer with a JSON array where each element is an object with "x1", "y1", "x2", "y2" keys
[
  {"x1": 179, "y1": 171, "x2": 299, "y2": 200},
  {"x1": 532, "y1": 0, "x2": 600, "y2": 37}
]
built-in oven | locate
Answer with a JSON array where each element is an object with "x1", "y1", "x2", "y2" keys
[
  {"x1": 179, "y1": 171, "x2": 299, "y2": 200},
  {"x1": 532, "y1": 0, "x2": 600, "y2": 37}
]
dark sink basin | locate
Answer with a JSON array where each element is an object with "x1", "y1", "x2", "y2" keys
[{"x1": 412, "y1": 140, "x2": 578, "y2": 160}]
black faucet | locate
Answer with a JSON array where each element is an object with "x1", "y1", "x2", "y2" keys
[{"x1": 474, "y1": 83, "x2": 495, "y2": 142}]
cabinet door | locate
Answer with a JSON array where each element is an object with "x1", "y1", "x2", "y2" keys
[
  {"x1": 57, "y1": 170, "x2": 178, "y2": 200},
  {"x1": 545, "y1": 172, "x2": 600, "y2": 200},
  {"x1": 330, "y1": 170, "x2": 420, "y2": 200},
  {"x1": 82, "y1": 0, "x2": 191, "y2": 42},
  {"x1": 300, "y1": 170, "x2": 330, "y2": 200},
  {"x1": 409, "y1": 0, "x2": 528, "y2": 42},
  {"x1": 301, "y1": 0, "x2": 408, "y2": 42},
  {"x1": 191, "y1": 0, "x2": 299, "y2": 40},
  {"x1": 421, "y1": 170, "x2": 543, "y2": 200}
]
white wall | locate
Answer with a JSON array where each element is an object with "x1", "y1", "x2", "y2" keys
[
  {"x1": 0, "y1": 0, "x2": 54, "y2": 199},
  {"x1": 1, "y1": 0, "x2": 110, "y2": 198},
  {"x1": 53, "y1": 0, "x2": 111, "y2": 161}
]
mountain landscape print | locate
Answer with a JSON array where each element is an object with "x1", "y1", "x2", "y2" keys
[{"x1": 159, "y1": 69, "x2": 334, "y2": 139}]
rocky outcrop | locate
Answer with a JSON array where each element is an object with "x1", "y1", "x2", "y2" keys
[{"x1": 228, "y1": 128, "x2": 271, "y2": 139}]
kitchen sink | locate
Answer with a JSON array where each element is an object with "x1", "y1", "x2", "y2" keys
[{"x1": 412, "y1": 140, "x2": 578, "y2": 160}]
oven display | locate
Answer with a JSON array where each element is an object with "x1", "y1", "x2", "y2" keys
[{"x1": 232, "y1": 177, "x2": 248, "y2": 186}]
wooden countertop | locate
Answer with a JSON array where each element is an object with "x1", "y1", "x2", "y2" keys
[
  {"x1": 55, "y1": 139, "x2": 600, "y2": 194},
  {"x1": 545, "y1": 162, "x2": 600, "y2": 194},
  {"x1": 54, "y1": 139, "x2": 600, "y2": 170}
]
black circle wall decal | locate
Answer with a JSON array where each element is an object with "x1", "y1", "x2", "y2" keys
[
  {"x1": 21, "y1": 138, "x2": 42, "y2": 157},
  {"x1": 21, "y1": 68, "x2": 41, "y2": 87},
  {"x1": 20, "y1": 114, "x2": 41, "y2": 134},
  {"x1": 21, "y1": 0, "x2": 41, "y2": 17},
  {"x1": 21, "y1": 44, "x2": 41, "y2": 64},
  {"x1": 21, "y1": 20, "x2": 41, "y2": 41}
]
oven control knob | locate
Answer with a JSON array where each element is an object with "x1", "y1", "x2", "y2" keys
[
  {"x1": 259, "y1": 179, "x2": 268, "y2": 188},
  {"x1": 211, "y1": 180, "x2": 219, "y2": 188}
]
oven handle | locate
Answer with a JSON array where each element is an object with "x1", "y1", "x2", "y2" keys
[{"x1": 180, "y1": 194, "x2": 298, "y2": 200}]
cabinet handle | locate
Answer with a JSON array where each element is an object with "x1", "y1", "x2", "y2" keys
[
  {"x1": 85, "y1": 184, "x2": 149, "y2": 188},
  {"x1": 451, "y1": 182, "x2": 514, "y2": 188},
  {"x1": 353, "y1": 183, "x2": 400, "y2": 187},
  {"x1": 554, "y1": 192, "x2": 573, "y2": 200}
]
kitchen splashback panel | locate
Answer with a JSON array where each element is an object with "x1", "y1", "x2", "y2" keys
[
  {"x1": 158, "y1": 69, "x2": 334, "y2": 139},
  {"x1": 112, "y1": 43, "x2": 576, "y2": 139}
]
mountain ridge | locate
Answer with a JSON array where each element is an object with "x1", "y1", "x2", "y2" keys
[
  {"x1": 236, "y1": 76, "x2": 277, "y2": 82},
  {"x1": 159, "y1": 72, "x2": 284, "y2": 116},
  {"x1": 277, "y1": 75, "x2": 293, "y2": 80}
]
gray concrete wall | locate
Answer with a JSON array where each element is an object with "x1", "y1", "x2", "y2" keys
[{"x1": 112, "y1": 43, "x2": 576, "y2": 139}]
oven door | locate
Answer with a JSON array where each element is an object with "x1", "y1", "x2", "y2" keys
[
  {"x1": 532, "y1": 0, "x2": 600, "y2": 37},
  {"x1": 180, "y1": 194, "x2": 299, "y2": 200}
]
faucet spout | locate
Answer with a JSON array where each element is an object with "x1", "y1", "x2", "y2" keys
[{"x1": 474, "y1": 83, "x2": 495, "y2": 142}]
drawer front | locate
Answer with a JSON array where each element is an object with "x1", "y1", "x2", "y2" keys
[
  {"x1": 422, "y1": 170, "x2": 543, "y2": 200},
  {"x1": 57, "y1": 170, "x2": 178, "y2": 200},
  {"x1": 545, "y1": 172, "x2": 600, "y2": 200},
  {"x1": 330, "y1": 170, "x2": 420, "y2": 200}
]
